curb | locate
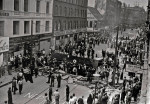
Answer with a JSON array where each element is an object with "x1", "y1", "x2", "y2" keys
[{"x1": 0, "y1": 81, "x2": 12, "y2": 88}]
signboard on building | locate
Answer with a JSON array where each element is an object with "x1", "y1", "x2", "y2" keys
[
  {"x1": 126, "y1": 64, "x2": 143, "y2": 74},
  {"x1": 0, "y1": 37, "x2": 9, "y2": 53}
]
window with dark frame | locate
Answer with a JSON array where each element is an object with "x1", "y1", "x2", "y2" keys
[
  {"x1": 13, "y1": 21, "x2": 19, "y2": 35},
  {"x1": 36, "y1": 21, "x2": 40, "y2": 33},
  {"x1": 0, "y1": 21, "x2": 4, "y2": 36},
  {"x1": 46, "y1": 2, "x2": 49, "y2": 14},
  {"x1": 14, "y1": 0, "x2": 19, "y2": 11},
  {"x1": 36, "y1": 0, "x2": 40, "y2": 13},
  {"x1": 0, "y1": 0, "x2": 3, "y2": 10},
  {"x1": 45, "y1": 21, "x2": 50, "y2": 31},
  {"x1": 24, "y1": 0, "x2": 28, "y2": 12},
  {"x1": 24, "y1": 21, "x2": 30, "y2": 34}
]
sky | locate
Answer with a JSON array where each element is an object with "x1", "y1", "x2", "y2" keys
[{"x1": 88, "y1": 0, "x2": 148, "y2": 10}]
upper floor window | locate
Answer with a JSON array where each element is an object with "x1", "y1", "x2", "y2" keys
[
  {"x1": 59, "y1": 6, "x2": 62, "y2": 16},
  {"x1": 24, "y1": 21, "x2": 30, "y2": 34},
  {"x1": 36, "y1": 21, "x2": 40, "y2": 33},
  {"x1": 64, "y1": 7, "x2": 67, "y2": 16},
  {"x1": 55, "y1": 5, "x2": 58, "y2": 15},
  {"x1": 0, "y1": 0, "x2": 3, "y2": 10},
  {"x1": 45, "y1": 21, "x2": 50, "y2": 31},
  {"x1": 24, "y1": 0, "x2": 28, "y2": 12},
  {"x1": 14, "y1": 0, "x2": 19, "y2": 11},
  {"x1": 36, "y1": 0, "x2": 40, "y2": 13},
  {"x1": 13, "y1": 21, "x2": 19, "y2": 35},
  {"x1": 0, "y1": 21, "x2": 4, "y2": 36},
  {"x1": 46, "y1": 2, "x2": 50, "y2": 14}
]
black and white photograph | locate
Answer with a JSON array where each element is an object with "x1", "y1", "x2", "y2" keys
[{"x1": 0, "y1": 0, "x2": 149, "y2": 104}]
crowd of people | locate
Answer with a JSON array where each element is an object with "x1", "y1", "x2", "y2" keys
[{"x1": 5, "y1": 28, "x2": 145, "y2": 104}]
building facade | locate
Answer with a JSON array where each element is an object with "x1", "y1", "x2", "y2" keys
[
  {"x1": 53, "y1": 0, "x2": 88, "y2": 49},
  {"x1": 87, "y1": 7, "x2": 102, "y2": 35},
  {"x1": 95, "y1": 0, "x2": 122, "y2": 27},
  {"x1": 0, "y1": 0, "x2": 53, "y2": 56},
  {"x1": 121, "y1": 6, "x2": 146, "y2": 28}
]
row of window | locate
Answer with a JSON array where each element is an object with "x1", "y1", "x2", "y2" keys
[
  {"x1": 54, "y1": 20, "x2": 87, "y2": 31},
  {"x1": 54, "y1": 5, "x2": 87, "y2": 18},
  {"x1": 57, "y1": 0, "x2": 87, "y2": 7},
  {"x1": 88, "y1": 21, "x2": 98, "y2": 28},
  {"x1": 13, "y1": 21, "x2": 50, "y2": 35},
  {"x1": 0, "y1": 0, "x2": 50, "y2": 14}
]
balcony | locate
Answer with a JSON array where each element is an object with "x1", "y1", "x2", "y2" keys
[{"x1": 0, "y1": 10, "x2": 52, "y2": 18}]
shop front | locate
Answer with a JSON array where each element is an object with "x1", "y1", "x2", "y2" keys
[
  {"x1": 9, "y1": 35, "x2": 39, "y2": 56},
  {"x1": 0, "y1": 37, "x2": 9, "y2": 77},
  {"x1": 39, "y1": 33, "x2": 53, "y2": 54}
]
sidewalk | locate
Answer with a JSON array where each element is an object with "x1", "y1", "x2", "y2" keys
[{"x1": 0, "y1": 70, "x2": 17, "y2": 88}]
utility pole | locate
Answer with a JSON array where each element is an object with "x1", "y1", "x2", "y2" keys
[
  {"x1": 30, "y1": 20, "x2": 33, "y2": 63},
  {"x1": 112, "y1": 26, "x2": 119, "y2": 86}
]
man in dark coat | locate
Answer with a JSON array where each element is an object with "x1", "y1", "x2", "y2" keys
[
  {"x1": 101, "y1": 93, "x2": 108, "y2": 104},
  {"x1": 57, "y1": 74, "x2": 61, "y2": 88},
  {"x1": 87, "y1": 49, "x2": 90, "y2": 58},
  {"x1": 49, "y1": 85, "x2": 53, "y2": 102},
  {"x1": 8, "y1": 87, "x2": 13, "y2": 104},
  {"x1": 66, "y1": 85, "x2": 70, "y2": 102},
  {"x1": 18, "y1": 78, "x2": 23, "y2": 95},
  {"x1": 51, "y1": 74, "x2": 55, "y2": 87},
  {"x1": 87, "y1": 94, "x2": 93, "y2": 104},
  {"x1": 78, "y1": 96, "x2": 84, "y2": 104},
  {"x1": 12, "y1": 77, "x2": 17, "y2": 95},
  {"x1": 46, "y1": 71, "x2": 52, "y2": 83},
  {"x1": 91, "y1": 49, "x2": 95, "y2": 59}
]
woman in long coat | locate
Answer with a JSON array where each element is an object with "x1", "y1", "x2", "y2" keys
[
  {"x1": 8, "y1": 87, "x2": 13, "y2": 104},
  {"x1": 87, "y1": 94, "x2": 93, "y2": 104}
]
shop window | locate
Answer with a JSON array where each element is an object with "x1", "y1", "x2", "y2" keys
[
  {"x1": 14, "y1": 0, "x2": 19, "y2": 11},
  {"x1": 36, "y1": 0, "x2": 40, "y2": 13},
  {"x1": 13, "y1": 21, "x2": 19, "y2": 35},
  {"x1": 24, "y1": 0, "x2": 28, "y2": 12},
  {"x1": 36, "y1": 21, "x2": 40, "y2": 33},
  {"x1": 0, "y1": 21, "x2": 4, "y2": 36},
  {"x1": 0, "y1": 0, "x2": 3, "y2": 10},
  {"x1": 24, "y1": 21, "x2": 30, "y2": 34},
  {"x1": 46, "y1": 2, "x2": 50, "y2": 14}
]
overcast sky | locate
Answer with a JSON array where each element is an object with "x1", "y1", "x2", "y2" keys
[{"x1": 88, "y1": 0, "x2": 148, "y2": 10}]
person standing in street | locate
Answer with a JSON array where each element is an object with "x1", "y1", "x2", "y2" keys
[
  {"x1": 78, "y1": 96, "x2": 84, "y2": 104},
  {"x1": 69, "y1": 96, "x2": 74, "y2": 104},
  {"x1": 49, "y1": 85, "x2": 53, "y2": 102},
  {"x1": 87, "y1": 94, "x2": 93, "y2": 104},
  {"x1": 44, "y1": 93, "x2": 50, "y2": 104},
  {"x1": 66, "y1": 85, "x2": 70, "y2": 102},
  {"x1": 53, "y1": 89, "x2": 60, "y2": 104},
  {"x1": 8, "y1": 87, "x2": 13, "y2": 104},
  {"x1": 46, "y1": 71, "x2": 52, "y2": 83},
  {"x1": 18, "y1": 78, "x2": 23, "y2": 95},
  {"x1": 51, "y1": 73, "x2": 55, "y2": 87},
  {"x1": 12, "y1": 77, "x2": 17, "y2": 95},
  {"x1": 72, "y1": 93, "x2": 77, "y2": 104},
  {"x1": 57, "y1": 74, "x2": 61, "y2": 88}
]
